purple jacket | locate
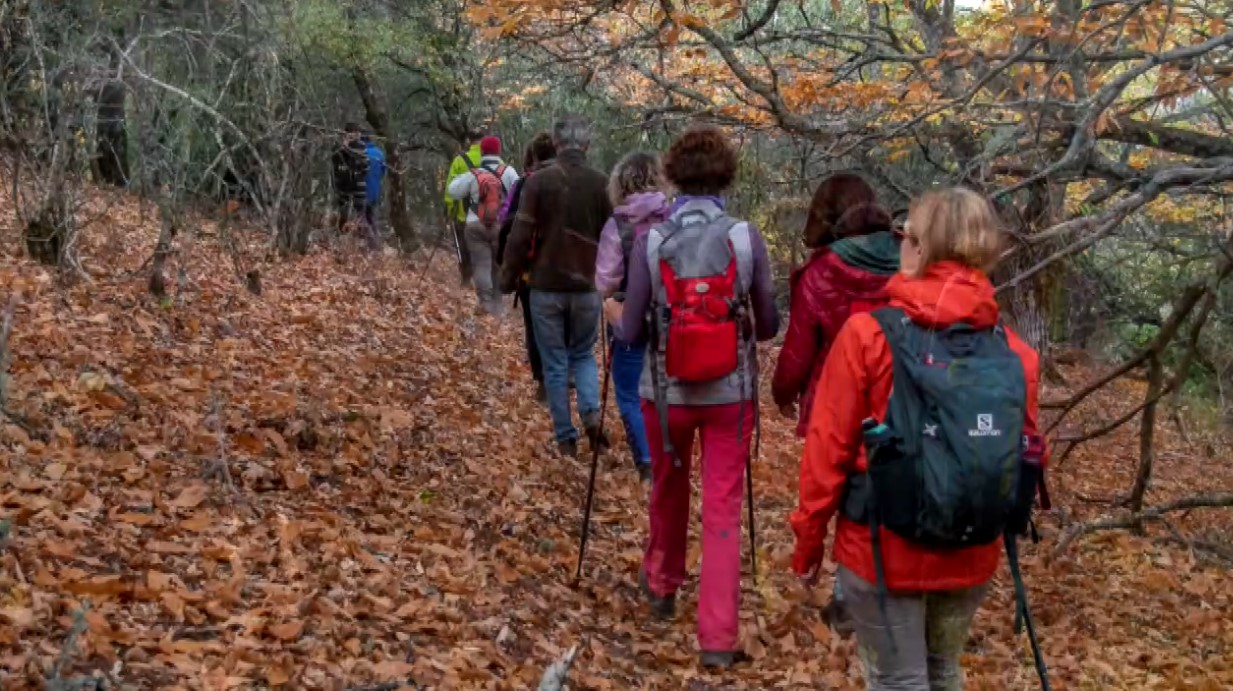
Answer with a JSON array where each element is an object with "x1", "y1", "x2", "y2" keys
[
  {"x1": 594, "y1": 191, "x2": 669, "y2": 294},
  {"x1": 616, "y1": 197, "x2": 778, "y2": 345}
]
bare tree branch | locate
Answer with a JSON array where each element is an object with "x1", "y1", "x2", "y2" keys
[{"x1": 1054, "y1": 492, "x2": 1233, "y2": 556}]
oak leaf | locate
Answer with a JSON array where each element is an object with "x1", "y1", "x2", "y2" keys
[{"x1": 268, "y1": 620, "x2": 305, "y2": 641}]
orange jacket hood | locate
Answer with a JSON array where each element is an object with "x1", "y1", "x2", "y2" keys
[{"x1": 886, "y1": 261, "x2": 999, "y2": 330}]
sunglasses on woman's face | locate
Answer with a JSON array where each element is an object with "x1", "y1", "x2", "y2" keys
[{"x1": 894, "y1": 221, "x2": 920, "y2": 247}]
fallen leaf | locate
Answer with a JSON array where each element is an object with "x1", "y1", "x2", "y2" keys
[
  {"x1": 179, "y1": 514, "x2": 212, "y2": 532},
  {"x1": 267, "y1": 620, "x2": 304, "y2": 641},
  {"x1": 115, "y1": 512, "x2": 157, "y2": 526},
  {"x1": 282, "y1": 470, "x2": 309, "y2": 491},
  {"x1": 64, "y1": 576, "x2": 132, "y2": 598},
  {"x1": 170, "y1": 482, "x2": 210, "y2": 509},
  {"x1": 146, "y1": 540, "x2": 194, "y2": 554},
  {"x1": 0, "y1": 608, "x2": 34, "y2": 628},
  {"x1": 372, "y1": 659, "x2": 416, "y2": 678},
  {"x1": 147, "y1": 571, "x2": 175, "y2": 591}
]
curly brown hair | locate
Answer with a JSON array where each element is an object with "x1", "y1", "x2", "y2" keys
[
  {"x1": 608, "y1": 151, "x2": 664, "y2": 206},
  {"x1": 803, "y1": 173, "x2": 892, "y2": 248},
  {"x1": 662, "y1": 126, "x2": 738, "y2": 196}
]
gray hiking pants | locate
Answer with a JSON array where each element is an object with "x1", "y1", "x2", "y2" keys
[
  {"x1": 838, "y1": 566, "x2": 987, "y2": 691},
  {"x1": 464, "y1": 221, "x2": 501, "y2": 315}
]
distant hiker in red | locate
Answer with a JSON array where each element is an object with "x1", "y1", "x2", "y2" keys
[
  {"x1": 448, "y1": 135, "x2": 520, "y2": 316},
  {"x1": 790, "y1": 187, "x2": 1048, "y2": 690},
  {"x1": 594, "y1": 151, "x2": 670, "y2": 484},
  {"x1": 772, "y1": 173, "x2": 898, "y2": 439},
  {"x1": 605, "y1": 127, "x2": 779, "y2": 668}
]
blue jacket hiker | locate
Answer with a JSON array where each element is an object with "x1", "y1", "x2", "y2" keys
[{"x1": 363, "y1": 137, "x2": 386, "y2": 228}]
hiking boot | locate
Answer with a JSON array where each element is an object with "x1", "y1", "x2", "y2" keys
[
  {"x1": 581, "y1": 412, "x2": 611, "y2": 451},
  {"x1": 638, "y1": 568, "x2": 676, "y2": 620},
  {"x1": 534, "y1": 381, "x2": 547, "y2": 403},
  {"x1": 556, "y1": 439, "x2": 578, "y2": 459},
  {"x1": 699, "y1": 650, "x2": 750, "y2": 669},
  {"x1": 581, "y1": 413, "x2": 611, "y2": 451},
  {"x1": 585, "y1": 426, "x2": 611, "y2": 451},
  {"x1": 636, "y1": 463, "x2": 653, "y2": 486},
  {"x1": 820, "y1": 594, "x2": 854, "y2": 637}
]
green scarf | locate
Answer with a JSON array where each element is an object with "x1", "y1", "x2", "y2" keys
[{"x1": 829, "y1": 231, "x2": 900, "y2": 275}]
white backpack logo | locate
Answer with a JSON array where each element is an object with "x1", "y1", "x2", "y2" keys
[{"x1": 969, "y1": 413, "x2": 1002, "y2": 437}]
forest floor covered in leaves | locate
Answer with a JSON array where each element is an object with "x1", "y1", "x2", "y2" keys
[{"x1": 0, "y1": 185, "x2": 1231, "y2": 690}]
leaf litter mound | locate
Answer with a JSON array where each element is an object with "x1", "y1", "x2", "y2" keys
[{"x1": 0, "y1": 183, "x2": 1230, "y2": 690}]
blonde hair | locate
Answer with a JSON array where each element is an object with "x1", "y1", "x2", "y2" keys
[
  {"x1": 905, "y1": 187, "x2": 1004, "y2": 275},
  {"x1": 609, "y1": 151, "x2": 664, "y2": 206}
]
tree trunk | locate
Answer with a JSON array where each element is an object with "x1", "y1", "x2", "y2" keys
[
  {"x1": 997, "y1": 180, "x2": 1067, "y2": 382},
  {"x1": 272, "y1": 132, "x2": 313, "y2": 256},
  {"x1": 149, "y1": 203, "x2": 177, "y2": 298},
  {"x1": 91, "y1": 27, "x2": 128, "y2": 186},
  {"x1": 1127, "y1": 353, "x2": 1164, "y2": 525},
  {"x1": 94, "y1": 77, "x2": 128, "y2": 186},
  {"x1": 352, "y1": 67, "x2": 416, "y2": 251},
  {"x1": 25, "y1": 204, "x2": 65, "y2": 265}
]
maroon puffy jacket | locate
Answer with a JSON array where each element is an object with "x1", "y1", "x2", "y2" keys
[{"x1": 771, "y1": 248, "x2": 895, "y2": 437}]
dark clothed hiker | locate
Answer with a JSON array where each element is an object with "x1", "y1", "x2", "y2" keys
[
  {"x1": 332, "y1": 123, "x2": 369, "y2": 237},
  {"x1": 498, "y1": 133, "x2": 556, "y2": 400},
  {"x1": 502, "y1": 116, "x2": 611, "y2": 458}
]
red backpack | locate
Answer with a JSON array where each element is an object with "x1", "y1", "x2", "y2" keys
[
  {"x1": 653, "y1": 214, "x2": 747, "y2": 382},
  {"x1": 471, "y1": 164, "x2": 509, "y2": 229}
]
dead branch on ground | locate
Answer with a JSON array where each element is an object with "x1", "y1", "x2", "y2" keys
[{"x1": 1053, "y1": 492, "x2": 1233, "y2": 556}]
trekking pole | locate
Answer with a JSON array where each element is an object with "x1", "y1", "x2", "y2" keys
[
  {"x1": 747, "y1": 368, "x2": 761, "y2": 586},
  {"x1": 575, "y1": 327, "x2": 613, "y2": 581},
  {"x1": 413, "y1": 226, "x2": 445, "y2": 288},
  {"x1": 413, "y1": 212, "x2": 458, "y2": 289},
  {"x1": 735, "y1": 311, "x2": 759, "y2": 586}
]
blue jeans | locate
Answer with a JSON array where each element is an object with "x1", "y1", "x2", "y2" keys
[
  {"x1": 611, "y1": 338, "x2": 651, "y2": 467},
  {"x1": 530, "y1": 290, "x2": 601, "y2": 443}
]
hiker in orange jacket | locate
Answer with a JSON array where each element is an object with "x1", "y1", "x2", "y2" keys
[{"x1": 790, "y1": 187, "x2": 1047, "y2": 688}]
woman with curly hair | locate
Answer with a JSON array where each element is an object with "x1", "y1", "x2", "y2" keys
[
  {"x1": 604, "y1": 126, "x2": 779, "y2": 668},
  {"x1": 594, "y1": 151, "x2": 670, "y2": 483}
]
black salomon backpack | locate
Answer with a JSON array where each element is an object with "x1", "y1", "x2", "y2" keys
[{"x1": 844, "y1": 306, "x2": 1052, "y2": 690}]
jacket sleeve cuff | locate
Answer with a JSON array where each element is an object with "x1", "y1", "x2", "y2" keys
[
  {"x1": 791, "y1": 540, "x2": 825, "y2": 576},
  {"x1": 770, "y1": 381, "x2": 794, "y2": 407},
  {"x1": 790, "y1": 518, "x2": 827, "y2": 576}
]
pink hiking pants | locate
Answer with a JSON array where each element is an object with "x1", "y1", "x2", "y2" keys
[{"x1": 640, "y1": 399, "x2": 753, "y2": 652}]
